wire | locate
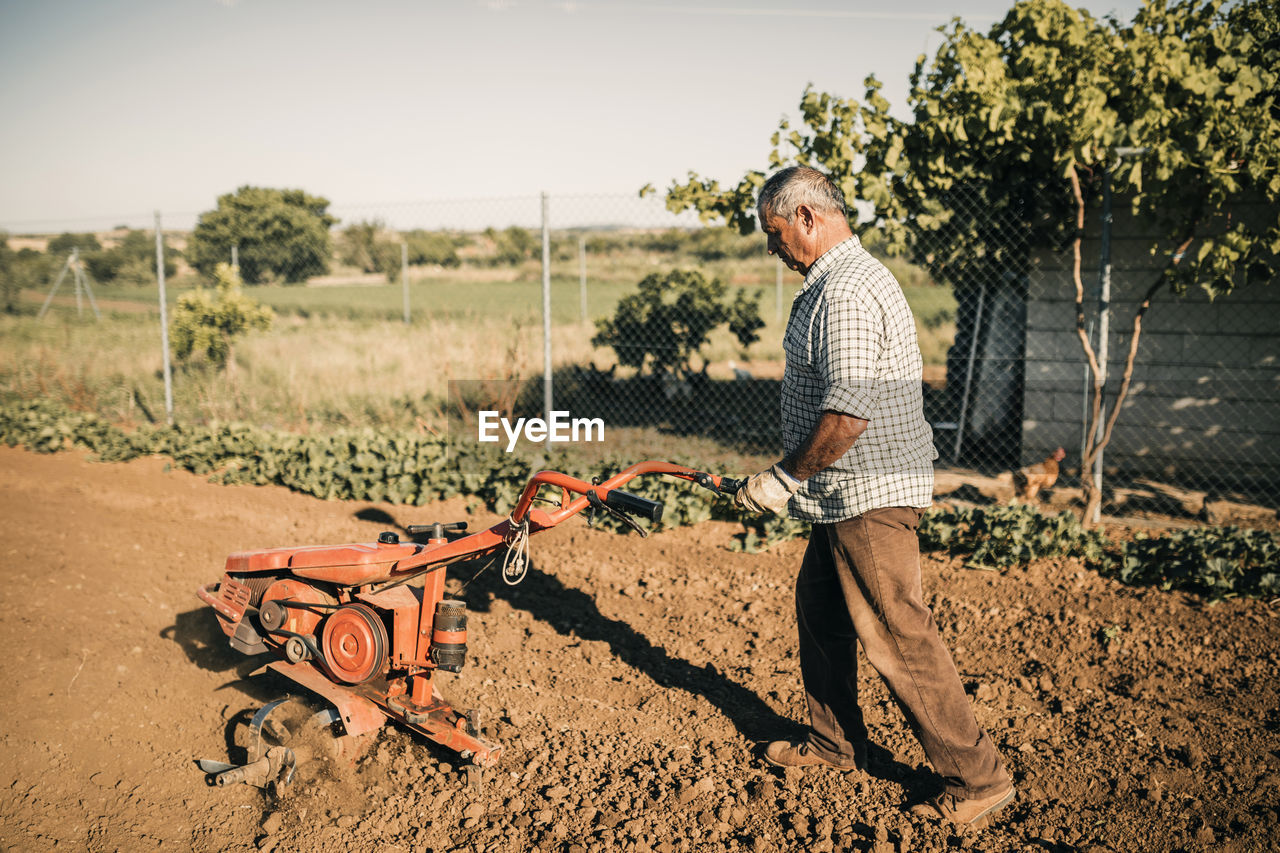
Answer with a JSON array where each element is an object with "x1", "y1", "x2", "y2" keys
[
  {"x1": 454, "y1": 550, "x2": 504, "y2": 597},
  {"x1": 501, "y1": 517, "x2": 530, "y2": 586}
]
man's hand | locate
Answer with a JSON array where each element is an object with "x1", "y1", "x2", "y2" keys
[{"x1": 735, "y1": 463, "x2": 802, "y2": 515}]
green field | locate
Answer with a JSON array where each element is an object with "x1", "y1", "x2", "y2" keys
[{"x1": 4, "y1": 236, "x2": 956, "y2": 463}]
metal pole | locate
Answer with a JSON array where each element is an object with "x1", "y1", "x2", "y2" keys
[
  {"x1": 953, "y1": 280, "x2": 987, "y2": 464},
  {"x1": 401, "y1": 241, "x2": 410, "y2": 324},
  {"x1": 541, "y1": 192, "x2": 553, "y2": 448},
  {"x1": 776, "y1": 257, "x2": 783, "y2": 320},
  {"x1": 578, "y1": 234, "x2": 587, "y2": 324},
  {"x1": 78, "y1": 257, "x2": 101, "y2": 320},
  {"x1": 1081, "y1": 319, "x2": 1093, "y2": 481},
  {"x1": 231, "y1": 244, "x2": 238, "y2": 270},
  {"x1": 74, "y1": 249, "x2": 83, "y2": 318},
  {"x1": 38, "y1": 252, "x2": 74, "y2": 319},
  {"x1": 1091, "y1": 171, "x2": 1113, "y2": 524},
  {"x1": 155, "y1": 211, "x2": 174, "y2": 424}
]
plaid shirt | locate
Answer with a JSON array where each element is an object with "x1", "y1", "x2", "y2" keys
[{"x1": 781, "y1": 235, "x2": 936, "y2": 522}]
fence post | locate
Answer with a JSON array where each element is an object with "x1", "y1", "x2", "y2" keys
[
  {"x1": 1091, "y1": 169, "x2": 1113, "y2": 524},
  {"x1": 578, "y1": 234, "x2": 587, "y2": 324},
  {"x1": 541, "y1": 192, "x2": 553, "y2": 448},
  {"x1": 155, "y1": 211, "x2": 174, "y2": 424},
  {"x1": 776, "y1": 257, "x2": 783, "y2": 321},
  {"x1": 953, "y1": 281, "x2": 987, "y2": 464},
  {"x1": 401, "y1": 241, "x2": 410, "y2": 324}
]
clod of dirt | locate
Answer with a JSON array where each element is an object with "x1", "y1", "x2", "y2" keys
[{"x1": 260, "y1": 812, "x2": 282, "y2": 836}]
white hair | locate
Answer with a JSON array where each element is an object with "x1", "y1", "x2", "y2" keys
[{"x1": 757, "y1": 166, "x2": 848, "y2": 223}]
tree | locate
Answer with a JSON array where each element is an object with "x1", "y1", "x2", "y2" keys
[
  {"x1": 592, "y1": 269, "x2": 764, "y2": 380},
  {"x1": 340, "y1": 222, "x2": 463, "y2": 281},
  {"x1": 0, "y1": 234, "x2": 22, "y2": 313},
  {"x1": 664, "y1": 0, "x2": 1280, "y2": 524},
  {"x1": 483, "y1": 226, "x2": 538, "y2": 266},
  {"x1": 187, "y1": 186, "x2": 337, "y2": 284},
  {"x1": 337, "y1": 219, "x2": 388, "y2": 274},
  {"x1": 0, "y1": 236, "x2": 53, "y2": 314},
  {"x1": 46, "y1": 232, "x2": 102, "y2": 256},
  {"x1": 171, "y1": 262, "x2": 274, "y2": 369},
  {"x1": 83, "y1": 229, "x2": 178, "y2": 285},
  {"x1": 404, "y1": 230, "x2": 461, "y2": 268}
]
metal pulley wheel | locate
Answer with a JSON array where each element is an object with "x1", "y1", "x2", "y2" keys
[
  {"x1": 259, "y1": 599, "x2": 288, "y2": 633},
  {"x1": 283, "y1": 635, "x2": 310, "y2": 663},
  {"x1": 320, "y1": 603, "x2": 388, "y2": 684}
]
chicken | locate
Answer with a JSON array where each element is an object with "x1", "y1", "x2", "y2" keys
[{"x1": 1013, "y1": 447, "x2": 1066, "y2": 502}]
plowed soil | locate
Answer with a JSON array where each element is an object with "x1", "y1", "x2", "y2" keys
[{"x1": 1, "y1": 446, "x2": 1277, "y2": 853}]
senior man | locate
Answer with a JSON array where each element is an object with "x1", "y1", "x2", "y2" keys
[{"x1": 736, "y1": 166, "x2": 1014, "y2": 827}]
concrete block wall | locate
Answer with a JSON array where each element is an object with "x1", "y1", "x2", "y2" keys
[{"x1": 1021, "y1": 210, "x2": 1280, "y2": 489}]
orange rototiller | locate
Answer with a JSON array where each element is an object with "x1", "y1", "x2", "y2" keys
[{"x1": 195, "y1": 461, "x2": 742, "y2": 788}]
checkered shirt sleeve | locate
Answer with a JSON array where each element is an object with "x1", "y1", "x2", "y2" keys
[{"x1": 780, "y1": 236, "x2": 937, "y2": 522}]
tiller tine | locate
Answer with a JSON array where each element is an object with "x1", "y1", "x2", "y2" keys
[
  {"x1": 195, "y1": 759, "x2": 235, "y2": 774},
  {"x1": 197, "y1": 697, "x2": 341, "y2": 789},
  {"x1": 201, "y1": 745, "x2": 298, "y2": 788}
]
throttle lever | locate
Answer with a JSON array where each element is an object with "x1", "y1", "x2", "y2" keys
[
  {"x1": 693, "y1": 471, "x2": 745, "y2": 497},
  {"x1": 717, "y1": 476, "x2": 746, "y2": 496}
]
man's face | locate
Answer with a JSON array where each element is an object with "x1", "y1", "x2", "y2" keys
[{"x1": 761, "y1": 207, "x2": 817, "y2": 275}]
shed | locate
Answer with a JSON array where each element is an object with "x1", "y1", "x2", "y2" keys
[{"x1": 1017, "y1": 203, "x2": 1280, "y2": 492}]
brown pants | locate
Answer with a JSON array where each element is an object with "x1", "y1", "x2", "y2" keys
[{"x1": 796, "y1": 506, "x2": 1009, "y2": 798}]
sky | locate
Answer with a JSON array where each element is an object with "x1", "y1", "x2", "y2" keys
[{"x1": 0, "y1": 0, "x2": 1146, "y2": 232}]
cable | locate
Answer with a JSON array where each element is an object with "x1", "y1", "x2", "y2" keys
[{"x1": 501, "y1": 517, "x2": 530, "y2": 586}]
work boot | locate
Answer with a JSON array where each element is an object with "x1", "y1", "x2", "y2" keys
[
  {"x1": 762, "y1": 740, "x2": 860, "y2": 771},
  {"x1": 907, "y1": 784, "x2": 1016, "y2": 827}
]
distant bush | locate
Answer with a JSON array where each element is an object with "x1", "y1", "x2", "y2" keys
[
  {"x1": 0, "y1": 237, "x2": 52, "y2": 313},
  {"x1": 686, "y1": 227, "x2": 762, "y2": 262},
  {"x1": 340, "y1": 223, "x2": 462, "y2": 281},
  {"x1": 46, "y1": 232, "x2": 102, "y2": 256},
  {"x1": 170, "y1": 263, "x2": 273, "y2": 368},
  {"x1": 404, "y1": 230, "x2": 461, "y2": 269},
  {"x1": 592, "y1": 269, "x2": 764, "y2": 380},
  {"x1": 615, "y1": 228, "x2": 763, "y2": 260},
  {"x1": 482, "y1": 226, "x2": 538, "y2": 266},
  {"x1": 83, "y1": 229, "x2": 178, "y2": 285},
  {"x1": 638, "y1": 230, "x2": 685, "y2": 254},
  {"x1": 337, "y1": 220, "x2": 386, "y2": 274}
]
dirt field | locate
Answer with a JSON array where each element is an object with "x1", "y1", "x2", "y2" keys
[{"x1": 1, "y1": 446, "x2": 1277, "y2": 853}]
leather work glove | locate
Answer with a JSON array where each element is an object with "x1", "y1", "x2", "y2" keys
[{"x1": 734, "y1": 463, "x2": 803, "y2": 515}]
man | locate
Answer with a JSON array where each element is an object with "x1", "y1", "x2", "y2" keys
[{"x1": 735, "y1": 166, "x2": 1014, "y2": 827}]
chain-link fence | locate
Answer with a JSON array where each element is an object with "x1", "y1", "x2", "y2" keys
[
  {"x1": 3, "y1": 186, "x2": 1277, "y2": 518},
  {"x1": 899, "y1": 182, "x2": 1279, "y2": 518}
]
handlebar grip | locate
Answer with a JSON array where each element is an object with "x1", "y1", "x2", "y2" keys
[{"x1": 604, "y1": 489, "x2": 664, "y2": 524}]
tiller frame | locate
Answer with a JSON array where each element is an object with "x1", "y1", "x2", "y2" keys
[{"x1": 196, "y1": 461, "x2": 741, "y2": 786}]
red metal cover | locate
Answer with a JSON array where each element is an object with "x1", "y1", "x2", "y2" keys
[
  {"x1": 225, "y1": 542, "x2": 422, "y2": 577},
  {"x1": 225, "y1": 547, "x2": 294, "y2": 573},
  {"x1": 288, "y1": 542, "x2": 421, "y2": 570},
  {"x1": 357, "y1": 585, "x2": 421, "y2": 610}
]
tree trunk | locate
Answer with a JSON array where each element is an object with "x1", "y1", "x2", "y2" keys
[{"x1": 1066, "y1": 166, "x2": 1195, "y2": 527}]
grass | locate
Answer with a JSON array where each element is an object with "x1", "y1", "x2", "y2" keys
[{"x1": 5, "y1": 240, "x2": 956, "y2": 459}]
